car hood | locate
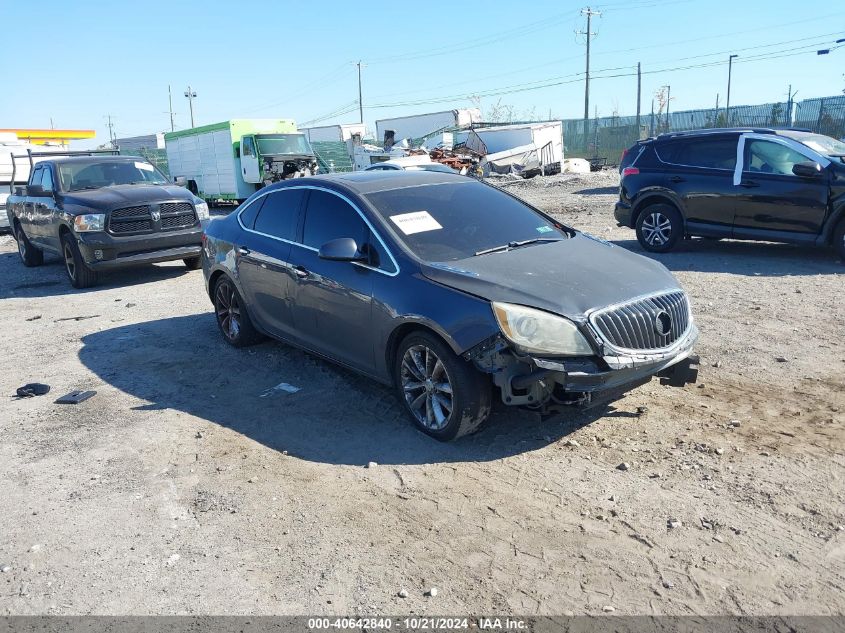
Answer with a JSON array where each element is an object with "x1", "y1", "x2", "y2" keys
[
  {"x1": 60, "y1": 185, "x2": 194, "y2": 211},
  {"x1": 420, "y1": 233, "x2": 682, "y2": 321}
]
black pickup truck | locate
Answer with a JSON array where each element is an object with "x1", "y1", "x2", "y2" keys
[{"x1": 6, "y1": 151, "x2": 209, "y2": 288}]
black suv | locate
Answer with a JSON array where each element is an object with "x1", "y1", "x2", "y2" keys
[{"x1": 614, "y1": 128, "x2": 845, "y2": 259}]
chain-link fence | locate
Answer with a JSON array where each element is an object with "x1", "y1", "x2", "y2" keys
[
  {"x1": 117, "y1": 147, "x2": 170, "y2": 177},
  {"x1": 562, "y1": 94, "x2": 845, "y2": 161}
]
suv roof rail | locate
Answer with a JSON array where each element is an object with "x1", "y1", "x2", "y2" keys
[{"x1": 656, "y1": 127, "x2": 777, "y2": 140}]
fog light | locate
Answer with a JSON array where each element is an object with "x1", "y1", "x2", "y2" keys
[{"x1": 94, "y1": 249, "x2": 103, "y2": 260}]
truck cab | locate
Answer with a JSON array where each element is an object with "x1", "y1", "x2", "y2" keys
[{"x1": 239, "y1": 132, "x2": 317, "y2": 185}]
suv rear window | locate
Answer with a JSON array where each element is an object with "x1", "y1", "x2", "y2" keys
[{"x1": 658, "y1": 137, "x2": 737, "y2": 170}]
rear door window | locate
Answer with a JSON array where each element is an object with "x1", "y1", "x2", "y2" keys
[
  {"x1": 252, "y1": 189, "x2": 306, "y2": 241},
  {"x1": 659, "y1": 137, "x2": 737, "y2": 170}
]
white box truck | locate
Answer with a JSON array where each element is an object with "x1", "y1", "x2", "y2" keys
[{"x1": 164, "y1": 119, "x2": 317, "y2": 203}]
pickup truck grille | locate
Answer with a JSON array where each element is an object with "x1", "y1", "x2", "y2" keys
[
  {"x1": 589, "y1": 291, "x2": 690, "y2": 352},
  {"x1": 108, "y1": 203, "x2": 196, "y2": 235}
]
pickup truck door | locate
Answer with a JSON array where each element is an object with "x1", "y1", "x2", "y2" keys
[
  {"x1": 241, "y1": 136, "x2": 261, "y2": 184},
  {"x1": 21, "y1": 166, "x2": 44, "y2": 244},
  {"x1": 35, "y1": 165, "x2": 61, "y2": 251}
]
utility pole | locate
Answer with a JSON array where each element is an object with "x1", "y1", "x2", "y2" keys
[
  {"x1": 168, "y1": 85, "x2": 175, "y2": 132},
  {"x1": 726, "y1": 54, "x2": 738, "y2": 126},
  {"x1": 665, "y1": 84, "x2": 671, "y2": 130},
  {"x1": 579, "y1": 7, "x2": 600, "y2": 126},
  {"x1": 650, "y1": 99, "x2": 655, "y2": 137},
  {"x1": 714, "y1": 93, "x2": 719, "y2": 126},
  {"x1": 635, "y1": 62, "x2": 641, "y2": 137},
  {"x1": 184, "y1": 86, "x2": 197, "y2": 128},
  {"x1": 357, "y1": 61, "x2": 364, "y2": 125},
  {"x1": 786, "y1": 84, "x2": 798, "y2": 127}
]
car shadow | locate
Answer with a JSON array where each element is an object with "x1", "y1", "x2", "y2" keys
[
  {"x1": 78, "y1": 314, "x2": 634, "y2": 466},
  {"x1": 612, "y1": 238, "x2": 844, "y2": 276},
  {"x1": 574, "y1": 186, "x2": 618, "y2": 196},
  {"x1": 0, "y1": 252, "x2": 193, "y2": 300}
]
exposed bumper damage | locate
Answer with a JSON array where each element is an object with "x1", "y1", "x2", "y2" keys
[{"x1": 464, "y1": 324, "x2": 699, "y2": 413}]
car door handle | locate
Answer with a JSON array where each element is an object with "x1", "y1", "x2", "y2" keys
[
  {"x1": 740, "y1": 180, "x2": 759, "y2": 188},
  {"x1": 237, "y1": 246, "x2": 250, "y2": 256},
  {"x1": 669, "y1": 176, "x2": 685, "y2": 183},
  {"x1": 293, "y1": 265, "x2": 309, "y2": 279}
]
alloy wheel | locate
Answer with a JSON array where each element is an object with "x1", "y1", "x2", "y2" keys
[
  {"x1": 400, "y1": 344, "x2": 454, "y2": 430},
  {"x1": 641, "y1": 211, "x2": 672, "y2": 246},
  {"x1": 63, "y1": 243, "x2": 76, "y2": 280},
  {"x1": 215, "y1": 281, "x2": 241, "y2": 341}
]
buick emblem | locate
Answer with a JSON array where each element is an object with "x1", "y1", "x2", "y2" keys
[
  {"x1": 654, "y1": 310, "x2": 672, "y2": 337},
  {"x1": 151, "y1": 209, "x2": 161, "y2": 221}
]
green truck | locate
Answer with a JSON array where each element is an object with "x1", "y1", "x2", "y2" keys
[{"x1": 164, "y1": 119, "x2": 318, "y2": 202}]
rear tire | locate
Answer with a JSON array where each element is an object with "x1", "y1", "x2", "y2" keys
[
  {"x1": 833, "y1": 219, "x2": 845, "y2": 262},
  {"x1": 213, "y1": 275, "x2": 263, "y2": 347},
  {"x1": 394, "y1": 331, "x2": 491, "y2": 441},
  {"x1": 61, "y1": 232, "x2": 98, "y2": 288},
  {"x1": 635, "y1": 204, "x2": 683, "y2": 253},
  {"x1": 15, "y1": 223, "x2": 43, "y2": 267},
  {"x1": 183, "y1": 256, "x2": 202, "y2": 270}
]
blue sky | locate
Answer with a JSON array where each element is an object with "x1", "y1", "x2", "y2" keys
[{"x1": 1, "y1": 0, "x2": 843, "y2": 145}]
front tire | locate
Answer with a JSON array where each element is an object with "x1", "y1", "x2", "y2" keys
[
  {"x1": 15, "y1": 223, "x2": 43, "y2": 267},
  {"x1": 636, "y1": 204, "x2": 683, "y2": 253},
  {"x1": 213, "y1": 276, "x2": 263, "y2": 347},
  {"x1": 395, "y1": 331, "x2": 491, "y2": 441},
  {"x1": 61, "y1": 232, "x2": 98, "y2": 288}
]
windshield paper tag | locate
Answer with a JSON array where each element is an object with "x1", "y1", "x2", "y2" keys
[
  {"x1": 536, "y1": 225, "x2": 554, "y2": 233},
  {"x1": 390, "y1": 211, "x2": 442, "y2": 235},
  {"x1": 134, "y1": 162, "x2": 154, "y2": 171}
]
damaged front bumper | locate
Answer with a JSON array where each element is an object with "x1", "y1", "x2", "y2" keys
[{"x1": 469, "y1": 324, "x2": 699, "y2": 410}]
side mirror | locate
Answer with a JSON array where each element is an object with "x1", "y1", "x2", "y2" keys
[
  {"x1": 27, "y1": 184, "x2": 51, "y2": 197},
  {"x1": 792, "y1": 161, "x2": 823, "y2": 178},
  {"x1": 318, "y1": 237, "x2": 366, "y2": 262},
  {"x1": 174, "y1": 176, "x2": 187, "y2": 186}
]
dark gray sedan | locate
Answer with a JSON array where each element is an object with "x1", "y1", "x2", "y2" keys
[{"x1": 202, "y1": 171, "x2": 698, "y2": 440}]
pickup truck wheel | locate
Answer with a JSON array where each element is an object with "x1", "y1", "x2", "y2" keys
[
  {"x1": 61, "y1": 232, "x2": 98, "y2": 289},
  {"x1": 636, "y1": 204, "x2": 683, "y2": 253},
  {"x1": 15, "y1": 224, "x2": 44, "y2": 267},
  {"x1": 395, "y1": 331, "x2": 491, "y2": 441},
  {"x1": 213, "y1": 276, "x2": 263, "y2": 347},
  {"x1": 183, "y1": 256, "x2": 202, "y2": 270},
  {"x1": 834, "y1": 219, "x2": 845, "y2": 262}
]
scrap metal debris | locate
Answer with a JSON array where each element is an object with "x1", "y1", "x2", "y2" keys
[
  {"x1": 55, "y1": 390, "x2": 96, "y2": 404},
  {"x1": 15, "y1": 383, "x2": 50, "y2": 398},
  {"x1": 259, "y1": 382, "x2": 302, "y2": 397}
]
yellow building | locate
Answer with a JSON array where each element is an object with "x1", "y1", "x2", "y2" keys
[{"x1": 0, "y1": 128, "x2": 95, "y2": 146}]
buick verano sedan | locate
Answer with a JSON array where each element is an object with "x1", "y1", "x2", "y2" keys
[{"x1": 202, "y1": 171, "x2": 698, "y2": 440}]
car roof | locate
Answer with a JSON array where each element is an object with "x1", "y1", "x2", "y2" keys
[{"x1": 272, "y1": 170, "x2": 469, "y2": 195}]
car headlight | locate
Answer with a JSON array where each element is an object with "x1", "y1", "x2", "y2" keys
[
  {"x1": 73, "y1": 214, "x2": 106, "y2": 232},
  {"x1": 492, "y1": 301, "x2": 594, "y2": 356},
  {"x1": 195, "y1": 202, "x2": 210, "y2": 220}
]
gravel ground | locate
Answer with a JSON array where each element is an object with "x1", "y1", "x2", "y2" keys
[{"x1": 0, "y1": 172, "x2": 843, "y2": 616}]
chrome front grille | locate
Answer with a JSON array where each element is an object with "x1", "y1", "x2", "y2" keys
[
  {"x1": 108, "y1": 202, "x2": 196, "y2": 235},
  {"x1": 590, "y1": 291, "x2": 691, "y2": 352}
]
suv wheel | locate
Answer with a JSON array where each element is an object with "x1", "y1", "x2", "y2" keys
[
  {"x1": 636, "y1": 204, "x2": 683, "y2": 253},
  {"x1": 15, "y1": 223, "x2": 44, "y2": 267},
  {"x1": 61, "y1": 232, "x2": 98, "y2": 288},
  {"x1": 395, "y1": 331, "x2": 491, "y2": 441}
]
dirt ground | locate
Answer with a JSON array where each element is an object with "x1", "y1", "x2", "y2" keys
[{"x1": 1, "y1": 171, "x2": 843, "y2": 616}]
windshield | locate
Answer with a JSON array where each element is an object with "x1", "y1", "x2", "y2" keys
[
  {"x1": 791, "y1": 133, "x2": 845, "y2": 157},
  {"x1": 365, "y1": 180, "x2": 570, "y2": 262},
  {"x1": 58, "y1": 160, "x2": 168, "y2": 191},
  {"x1": 255, "y1": 134, "x2": 313, "y2": 156}
]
